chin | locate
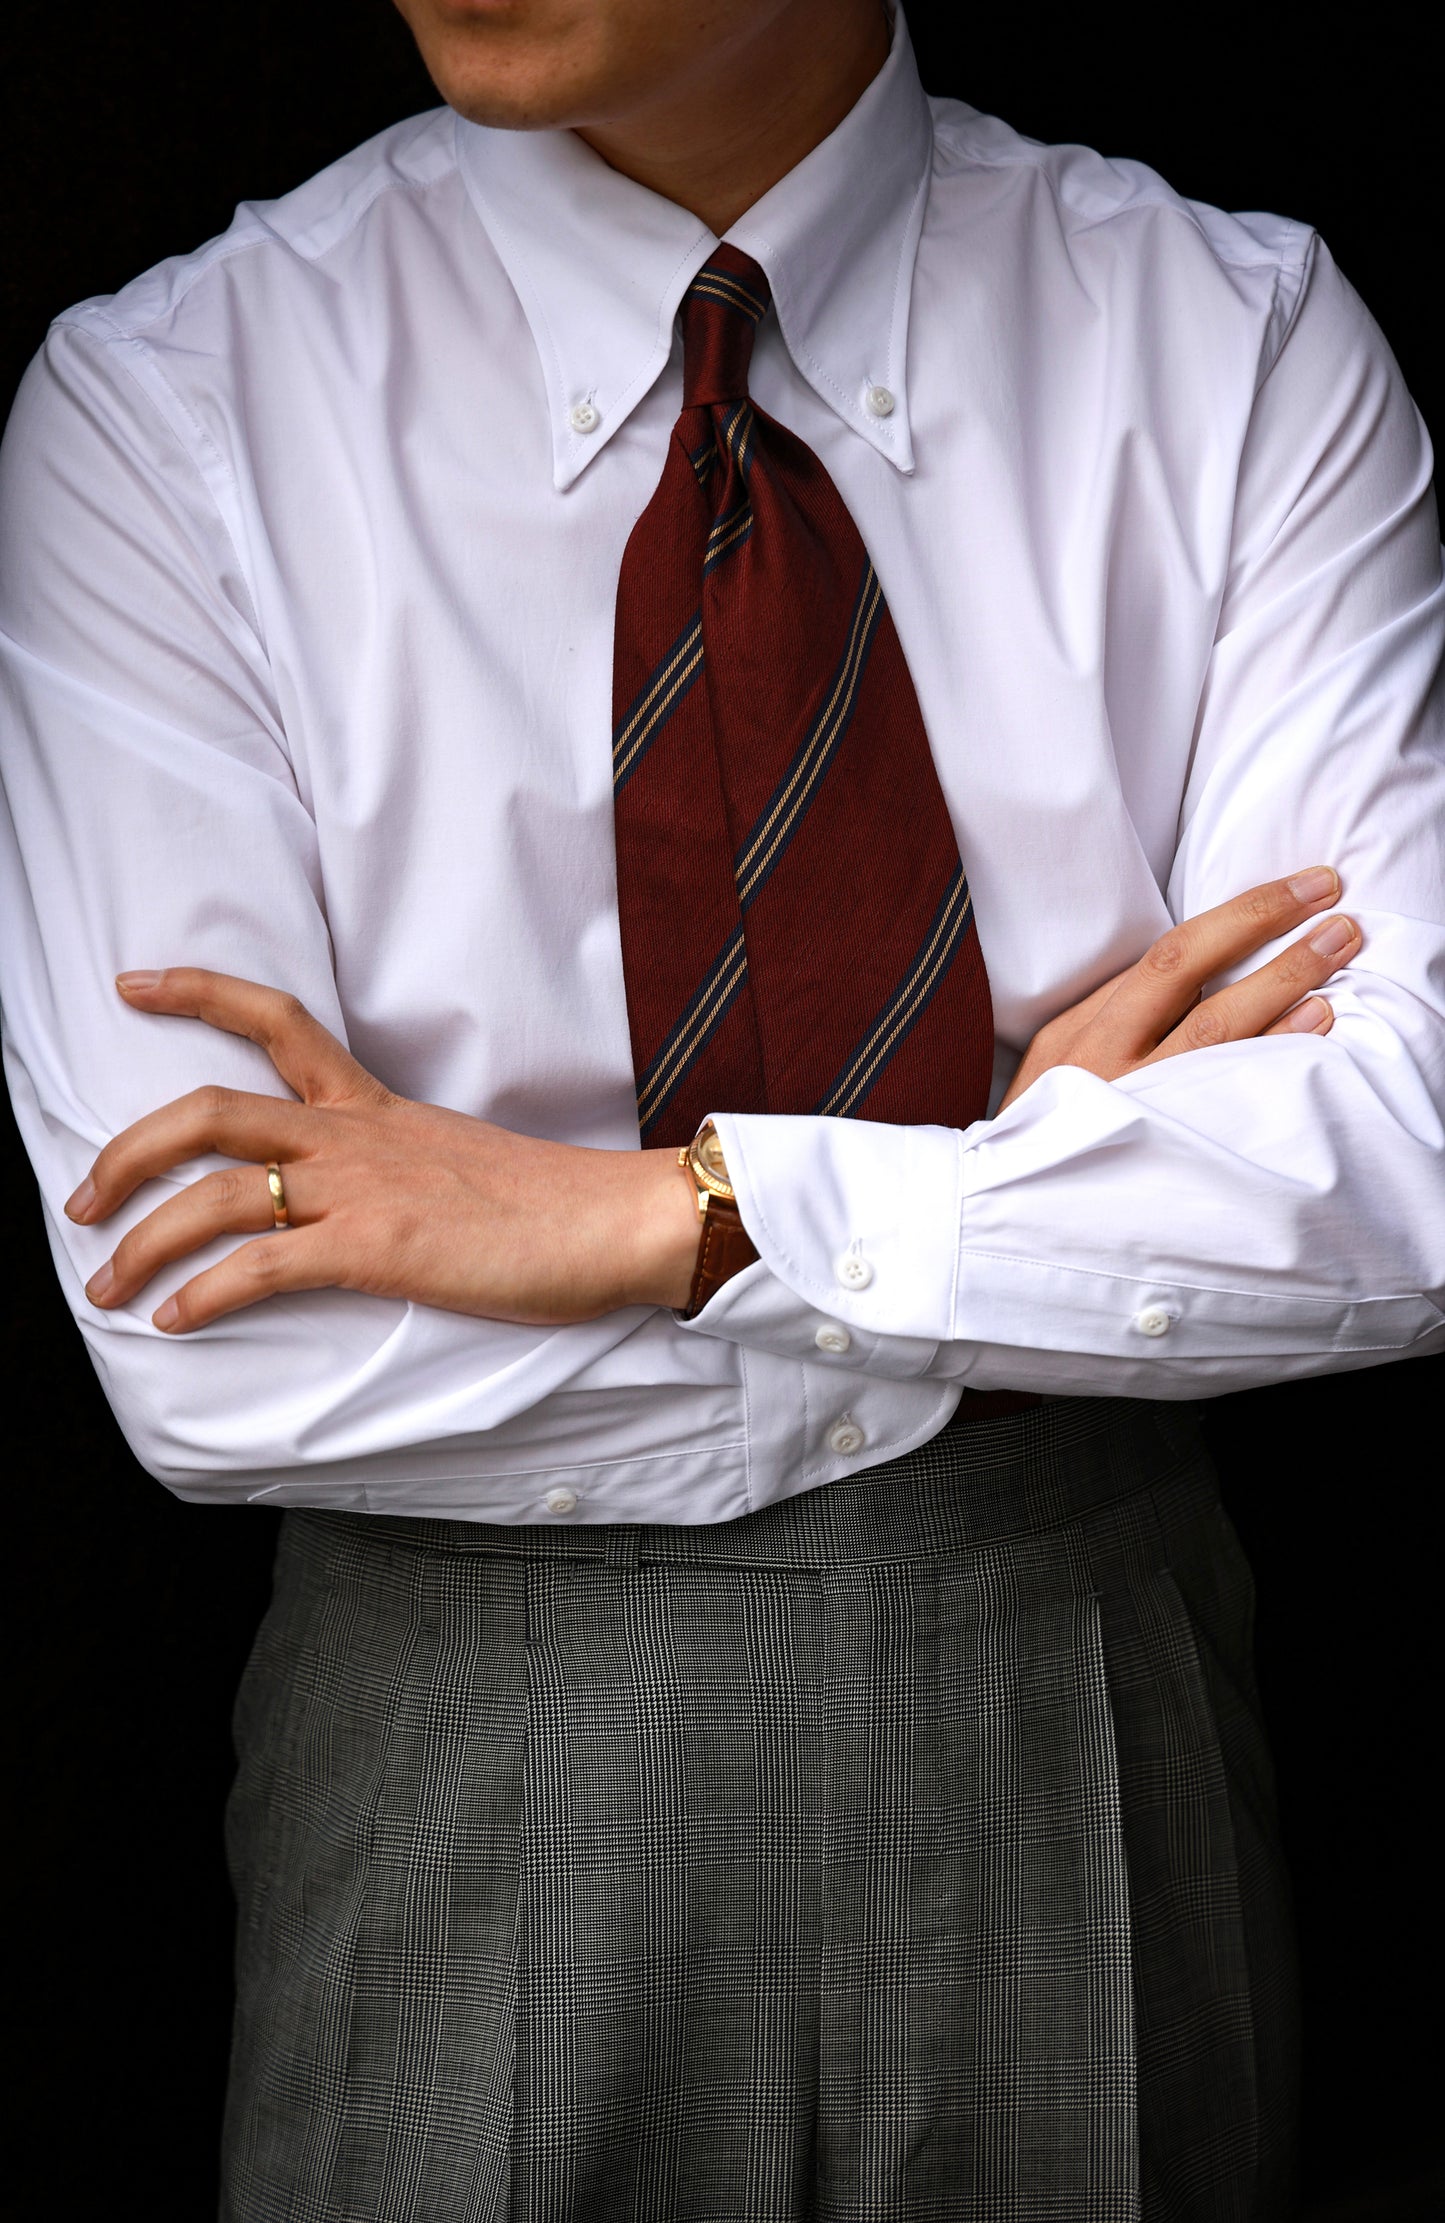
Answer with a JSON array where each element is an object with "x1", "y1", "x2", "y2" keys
[
  {"x1": 396, "y1": 0, "x2": 625, "y2": 132},
  {"x1": 431, "y1": 74, "x2": 586, "y2": 132}
]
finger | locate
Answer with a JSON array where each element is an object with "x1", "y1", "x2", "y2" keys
[
  {"x1": 1102, "y1": 868, "x2": 1343, "y2": 1055},
  {"x1": 1142, "y1": 914, "x2": 1359, "y2": 1064},
  {"x1": 1049, "y1": 971, "x2": 1129, "y2": 1033},
  {"x1": 67, "y1": 1085, "x2": 316, "y2": 1222},
  {"x1": 996, "y1": 970, "x2": 1127, "y2": 1111},
  {"x1": 1262, "y1": 997, "x2": 1335, "y2": 1040},
  {"x1": 115, "y1": 968, "x2": 381, "y2": 1108},
  {"x1": 151, "y1": 1225, "x2": 339, "y2": 1334},
  {"x1": 85, "y1": 1161, "x2": 314, "y2": 1309}
]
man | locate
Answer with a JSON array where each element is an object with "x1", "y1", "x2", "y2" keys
[{"x1": 1, "y1": 0, "x2": 1441, "y2": 2213}]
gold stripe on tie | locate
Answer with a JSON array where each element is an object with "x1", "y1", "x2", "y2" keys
[
  {"x1": 734, "y1": 566, "x2": 883, "y2": 902},
  {"x1": 818, "y1": 872, "x2": 973, "y2": 1116},
  {"x1": 636, "y1": 931, "x2": 749, "y2": 1128},
  {"x1": 612, "y1": 618, "x2": 705, "y2": 788},
  {"x1": 689, "y1": 274, "x2": 767, "y2": 321}
]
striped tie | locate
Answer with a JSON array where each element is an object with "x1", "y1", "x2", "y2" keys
[{"x1": 612, "y1": 245, "x2": 993, "y2": 1149}]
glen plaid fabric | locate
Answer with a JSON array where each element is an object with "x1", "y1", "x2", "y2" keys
[
  {"x1": 221, "y1": 1401, "x2": 1298, "y2": 2221},
  {"x1": 611, "y1": 247, "x2": 993, "y2": 1148}
]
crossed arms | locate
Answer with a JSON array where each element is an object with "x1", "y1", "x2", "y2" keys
[{"x1": 2, "y1": 245, "x2": 1442, "y2": 1504}]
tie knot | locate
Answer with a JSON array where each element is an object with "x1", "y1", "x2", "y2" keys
[{"x1": 680, "y1": 249, "x2": 771, "y2": 409}]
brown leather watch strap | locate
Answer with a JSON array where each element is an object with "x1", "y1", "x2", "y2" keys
[{"x1": 681, "y1": 1195, "x2": 759, "y2": 1320}]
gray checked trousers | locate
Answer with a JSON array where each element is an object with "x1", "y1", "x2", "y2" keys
[{"x1": 220, "y1": 1397, "x2": 1299, "y2": 2222}]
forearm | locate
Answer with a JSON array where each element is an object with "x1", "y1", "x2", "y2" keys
[
  {"x1": 680, "y1": 990, "x2": 1445, "y2": 1397},
  {"x1": 6, "y1": 1044, "x2": 683, "y2": 1492}
]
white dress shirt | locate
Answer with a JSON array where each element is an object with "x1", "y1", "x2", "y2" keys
[{"x1": 2, "y1": 14, "x2": 1443, "y2": 1523}]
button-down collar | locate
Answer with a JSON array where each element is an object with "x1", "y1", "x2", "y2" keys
[{"x1": 454, "y1": 8, "x2": 933, "y2": 489}]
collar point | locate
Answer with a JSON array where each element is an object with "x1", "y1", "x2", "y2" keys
[{"x1": 857, "y1": 416, "x2": 916, "y2": 476}]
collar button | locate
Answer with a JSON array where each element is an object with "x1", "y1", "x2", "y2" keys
[
  {"x1": 864, "y1": 384, "x2": 895, "y2": 419},
  {"x1": 834, "y1": 1250, "x2": 874, "y2": 1291},
  {"x1": 568, "y1": 400, "x2": 600, "y2": 435}
]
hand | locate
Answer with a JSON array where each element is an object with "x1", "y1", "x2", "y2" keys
[
  {"x1": 999, "y1": 866, "x2": 1359, "y2": 1113},
  {"x1": 66, "y1": 970, "x2": 701, "y2": 1333}
]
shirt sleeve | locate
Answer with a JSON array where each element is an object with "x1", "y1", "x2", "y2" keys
[
  {"x1": 682, "y1": 238, "x2": 1445, "y2": 1397},
  {"x1": 0, "y1": 316, "x2": 660, "y2": 1500}
]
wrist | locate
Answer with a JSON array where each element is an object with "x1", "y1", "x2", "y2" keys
[{"x1": 619, "y1": 1146, "x2": 703, "y2": 1311}]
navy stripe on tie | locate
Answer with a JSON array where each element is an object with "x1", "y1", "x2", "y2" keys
[
  {"x1": 720, "y1": 400, "x2": 757, "y2": 480},
  {"x1": 636, "y1": 927, "x2": 749, "y2": 1134},
  {"x1": 705, "y1": 505, "x2": 753, "y2": 573},
  {"x1": 704, "y1": 404, "x2": 758, "y2": 573},
  {"x1": 613, "y1": 614, "x2": 705, "y2": 794},
  {"x1": 689, "y1": 266, "x2": 769, "y2": 323},
  {"x1": 734, "y1": 560, "x2": 884, "y2": 907},
  {"x1": 813, "y1": 865, "x2": 975, "y2": 1117}
]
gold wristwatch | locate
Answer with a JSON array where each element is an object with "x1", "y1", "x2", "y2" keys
[{"x1": 676, "y1": 1120, "x2": 758, "y2": 1319}]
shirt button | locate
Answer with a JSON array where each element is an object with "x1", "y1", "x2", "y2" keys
[
  {"x1": 544, "y1": 1487, "x2": 579, "y2": 1515},
  {"x1": 815, "y1": 1323, "x2": 852, "y2": 1354},
  {"x1": 567, "y1": 400, "x2": 600, "y2": 434},
  {"x1": 864, "y1": 385, "x2": 895, "y2": 418},
  {"x1": 827, "y1": 1416, "x2": 865, "y2": 1456},
  {"x1": 834, "y1": 1251, "x2": 873, "y2": 1291},
  {"x1": 1133, "y1": 1306, "x2": 1172, "y2": 1338}
]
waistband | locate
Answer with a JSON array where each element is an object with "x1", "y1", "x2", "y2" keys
[{"x1": 286, "y1": 1398, "x2": 1209, "y2": 1574}]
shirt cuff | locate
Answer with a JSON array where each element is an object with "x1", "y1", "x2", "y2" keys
[
  {"x1": 681, "y1": 1080, "x2": 1445, "y2": 1396},
  {"x1": 673, "y1": 1109, "x2": 964, "y2": 1375}
]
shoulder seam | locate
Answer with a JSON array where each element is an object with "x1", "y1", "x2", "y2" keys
[
  {"x1": 53, "y1": 316, "x2": 269, "y2": 658},
  {"x1": 930, "y1": 119, "x2": 1308, "y2": 283},
  {"x1": 54, "y1": 123, "x2": 450, "y2": 346},
  {"x1": 1258, "y1": 225, "x2": 1319, "y2": 382}
]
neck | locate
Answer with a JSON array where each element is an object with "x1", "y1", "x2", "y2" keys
[{"x1": 576, "y1": 1, "x2": 891, "y2": 238}]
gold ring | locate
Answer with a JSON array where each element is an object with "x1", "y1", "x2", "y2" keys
[{"x1": 266, "y1": 1162, "x2": 290, "y2": 1229}]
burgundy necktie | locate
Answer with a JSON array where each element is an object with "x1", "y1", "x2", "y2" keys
[{"x1": 612, "y1": 246, "x2": 993, "y2": 1150}]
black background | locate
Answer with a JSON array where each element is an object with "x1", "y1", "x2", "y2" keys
[{"x1": 2, "y1": 2, "x2": 1441, "y2": 2214}]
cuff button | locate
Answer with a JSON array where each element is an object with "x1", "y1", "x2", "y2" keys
[
  {"x1": 544, "y1": 1488, "x2": 579, "y2": 1515},
  {"x1": 814, "y1": 1323, "x2": 852, "y2": 1354},
  {"x1": 827, "y1": 1416, "x2": 865, "y2": 1456},
  {"x1": 1132, "y1": 1306, "x2": 1172, "y2": 1337}
]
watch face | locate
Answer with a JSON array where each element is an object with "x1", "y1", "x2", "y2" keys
[{"x1": 697, "y1": 1127, "x2": 728, "y2": 1179}]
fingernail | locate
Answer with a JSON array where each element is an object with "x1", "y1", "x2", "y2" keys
[
  {"x1": 1283, "y1": 996, "x2": 1331, "y2": 1033},
  {"x1": 116, "y1": 970, "x2": 162, "y2": 992},
  {"x1": 1309, "y1": 916, "x2": 1357, "y2": 959},
  {"x1": 153, "y1": 1296, "x2": 180, "y2": 1331},
  {"x1": 1288, "y1": 867, "x2": 1339, "y2": 903},
  {"x1": 66, "y1": 1176, "x2": 97, "y2": 1220},
  {"x1": 85, "y1": 1260, "x2": 114, "y2": 1303}
]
